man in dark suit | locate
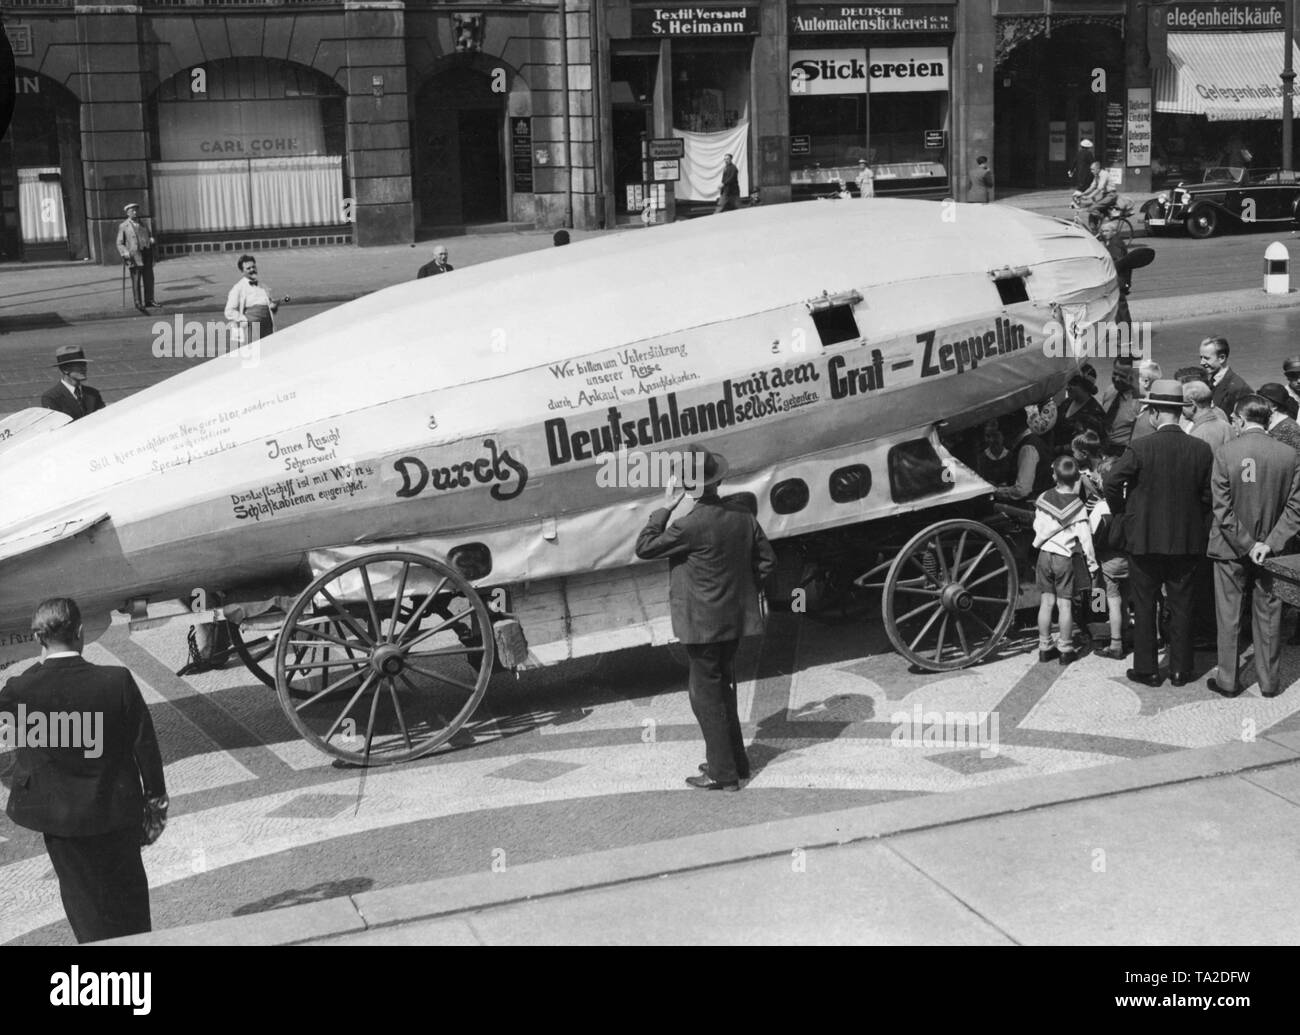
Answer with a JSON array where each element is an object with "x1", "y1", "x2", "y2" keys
[
  {"x1": 1200, "y1": 336, "x2": 1252, "y2": 417},
  {"x1": 715, "y1": 154, "x2": 741, "y2": 214},
  {"x1": 1, "y1": 598, "x2": 167, "y2": 942},
  {"x1": 636, "y1": 446, "x2": 776, "y2": 790},
  {"x1": 39, "y1": 346, "x2": 105, "y2": 421},
  {"x1": 1206, "y1": 396, "x2": 1300, "y2": 697},
  {"x1": 417, "y1": 244, "x2": 453, "y2": 279},
  {"x1": 1104, "y1": 380, "x2": 1214, "y2": 687}
]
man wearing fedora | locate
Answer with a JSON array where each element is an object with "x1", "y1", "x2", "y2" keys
[
  {"x1": 635, "y1": 445, "x2": 776, "y2": 791},
  {"x1": 115, "y1": 202, "x2": 158, "y2": 315},
  {"x1": 1104, "y1": 380, "x2": 1214, "y2": 687},
  {"x1": 1206, "y1": 395, "x2": 1300, "y2": 697},
  {"x1": 40, "y1": 346, "x2": 105, "y2": 421}
]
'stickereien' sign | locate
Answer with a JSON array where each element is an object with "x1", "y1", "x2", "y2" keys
[{"x1": 866, "y1": 47, "x2": 949, "y2": 93}]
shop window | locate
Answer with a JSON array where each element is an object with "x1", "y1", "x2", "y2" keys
[
  {"x1": 672, "y1": 48, "x2": 749, "y2": 133},
  {"x1": 868, "y1": 91, "x2": 948, "y2": 169}
]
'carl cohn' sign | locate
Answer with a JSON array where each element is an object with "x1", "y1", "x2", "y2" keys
[{"x1": 919, "y1": 318, "x2": 1028, "y2": 378}]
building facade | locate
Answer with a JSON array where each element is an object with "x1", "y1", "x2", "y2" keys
[{"x1": 2, "y1": 0, "x2": 1294, "y2": 264}]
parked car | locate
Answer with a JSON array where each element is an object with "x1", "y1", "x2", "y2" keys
[{"x1": 1142, "y1": 167, "x2": 1300, "y2": 239}]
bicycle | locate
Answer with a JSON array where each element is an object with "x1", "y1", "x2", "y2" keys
[{"x1": 1069, "y1": 196, "x2": 1134, "y2": 245}]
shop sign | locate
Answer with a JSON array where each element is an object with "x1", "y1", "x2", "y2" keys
[
  {"x1": 1159, "y1": 2, "x2": 1282, "y2": 31},
  {"x1": 652, "y1": 159, "x2": 681, "y2": 182},
  {"x1": 1126, "y1": 87, "x2": 1152, "y2": 167},
  {"x1": 4, "y1": 24, "x2": 32, "y2": 58},
  {"x1": 790, "y1": 4, "x2": 956, "y2": 34},
  {"x1": 1104, "y1": 101, "x2": 1125, "y2": 165},
  {"x1": 866, "y1": 47, "x2": 949, "y2": 94},
  {"x1": 791, "y1": 134, "x2": 811, "y2": 156},
  {"x1": 1049, "y1": 121, "x2": 1067, "y2": 163},
  {"x1": 648, "y1": 137, "x2": 685, "y2": 160},
  {"x1": 790, "y1": 49, "x2": 868, "y2": 96},
  {"x1": 630, "y1": 4, "x2": 760, "y2": 37},
  {"x1": 924, "y1": 130, "x2": 946, "y2": 149},
  {"x1": 158, "y1": 99, "x2": 325, "y2": 161},
  {"x1": 511, "y1": 117, "x2": 533, "y2": 193}
]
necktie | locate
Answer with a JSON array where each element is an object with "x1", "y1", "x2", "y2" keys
[{"x1": 74, "y1": 386, "x2": 84, "y2": 408}]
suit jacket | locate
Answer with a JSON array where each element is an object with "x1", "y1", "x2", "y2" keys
[
  {"x1": 417, "y1": 260, "x2": 454, "y2": 279},
  {"x1": 720, "y1": 162, "x2": 740, "y2": 198},
  {"x1": 1207, "y1": 428, "x2": 1300, "y2": 560},
  {"x1": 1054, "y1": 397, "x2": 1107, "y2": 452},
  {"x1": 1269, "y1": 416, "x2": 1300, "y2": 454},
  {"x1": 115, "y1": 218, "x2": 154, "y2": 265},
  {"x1": 1211, "y1": 367, "x2": 1252, "y2": 418},
  {"x1": 40, "y1": 382, "x2": 105, "y2": 421},
  {"x1": 1103, "y1": 424, "x2": 1213, "y2": 555},
  {"x1": 967, "y1": 167, "x2": 992, "y2": 203},
  {"x1": 635, "y1": 495, "x2": 777, "y2": 644},
  {"x1": 1, "y1": 655, "x2": 166, "y2": 837}
]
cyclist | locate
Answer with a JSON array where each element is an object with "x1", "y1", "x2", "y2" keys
[{"x1": 1074, "y1": 161, "x2": 1118, "y2": 234}]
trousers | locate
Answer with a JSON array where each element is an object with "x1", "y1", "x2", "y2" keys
[
  {"x1": 1129, "y1": 553, "x2": 1197, "y2": 676},
  {"x1": 128, "y1": 250, "x2": 154, "y2": 307},
  {"x1": 1214, "y1": 557, "x2": 1284, "y2": 695},
  {"x1": 684, "y1": 640, "x2": 749, "y2": 783},
  {"x1": 44, "y1": 827, "x2": 151, "y2": 943}
]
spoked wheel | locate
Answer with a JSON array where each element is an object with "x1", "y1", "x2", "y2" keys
[
  {"x1": 881, "y1": 519, "x2": 1018, "y2": 672},
  {"x1": 1107, "y1": 217, "x2": 1134, "y2": 245},
  {"x1": 274, "y1": 550, "x2": 496, "y2": 766},
  {"x1": 229, "y1": 611, "x2": 354, "y2": 693}
]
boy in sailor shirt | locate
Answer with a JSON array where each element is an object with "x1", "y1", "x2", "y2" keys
[{"x1": 1033, "y1": 456, "x2": 1099, "y2": 666}]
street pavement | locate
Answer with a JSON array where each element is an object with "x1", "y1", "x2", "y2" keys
[{"x1": 5, "y1": 198, "x2": 1300, "y2": 945}]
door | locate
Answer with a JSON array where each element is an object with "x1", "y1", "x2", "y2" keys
[{"x1": 458, "y1": 109, "x2": 504, "y2": 223}]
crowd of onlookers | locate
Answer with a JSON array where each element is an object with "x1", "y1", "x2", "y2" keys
[{"x1": 960, "y1": 336, "x2": 1300, "y2": 697}]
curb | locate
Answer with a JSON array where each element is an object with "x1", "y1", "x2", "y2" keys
[
  {"x1": 0, "y1": 293, "x2": 367, "y2": 330},
  {"x1": 1133, "y1": 287, "x2": 1300, "y2": 324},
  {"x1": 99, "y1": 728, "x2": 1300, "y2": 945}
]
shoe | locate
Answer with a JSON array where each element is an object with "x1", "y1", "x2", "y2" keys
[
  {"x1": 1059, "y1": 650, "x2": 1077, "y2": 667},
  {"x1": 147, "y1": 300, "x2": 161, "y2": 308},
  {"x1": 1263, "y1": 688, "x2": 1285, "y2": 699},
  {"x1": 1207, "y1": 677, "x2": 1243, "y2": 699},
  {"x1": 685, "y1": 775, "x2": 739, "y2": 792},
  {"x1": 699, "y1": 762, "x2": 750, "y2": 780},
  {"x1": 1169, "y1": 671, "x2": 1192, "y2": 687},
  {"x1": 1039, "y1": 647, "x2": 1060, "y2": 663},
  {"x1": 1096, "y1": 645, "x2": 1126, "y2": 661},
  {"x1": 136, "y1": 304, "x2": 149, "y2": 314},
  {"x1": 1126, "y1": 669, "x2": 1163, "y2": 687}
]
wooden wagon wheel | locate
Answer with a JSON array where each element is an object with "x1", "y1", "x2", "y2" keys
[
  {"x1": 227, "y1": 609, "x2": 347, "y2": 691},
  {"x1": 274, "y1": 550, "x2": 496, "y2": 766},
  {"x1": 881, "y1": 519, "x2": 1018, "y2": 672}
]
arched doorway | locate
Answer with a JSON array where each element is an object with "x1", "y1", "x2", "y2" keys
[
  {"x1": 413, "y1": 65, "x2": 506, "y2": 227},
  {"x1": 995, "y1": 20, "x2": 1125, "y2": 189},
  {"x1": 0, "y1": 71, "x2": 86, "y2": 262}
]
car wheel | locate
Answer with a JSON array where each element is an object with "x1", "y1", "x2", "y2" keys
[{"x1": 1186, "y1": 206, "x2": 1218, "y2": 239}]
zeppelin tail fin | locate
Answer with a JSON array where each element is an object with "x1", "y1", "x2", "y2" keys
[
  {"x1": 0, "y1": 407, "x2": 73, "y2": 457},
  {"x1": 0, "y1": 510, "x2": 111, "y2": 566}
]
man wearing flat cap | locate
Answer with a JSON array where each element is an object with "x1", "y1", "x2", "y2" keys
[
  {"x1": 1258, "y1": 382, "x2": 1300, "y2": 454},
  {"x1": 40, "y1": 346, "x2": 105, "y2": 421},
  {"x1": 1104, "y1": 380, "x2": 1214, "y2": 688},
  {"x1": 116, "y1": 202, "x2": 157, "y2": 315},
  {"x1": 635, "y1": 445, "x2": 776, "y2": 791}
]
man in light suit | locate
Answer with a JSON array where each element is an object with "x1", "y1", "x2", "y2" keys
[
  {"x1": 635, "y1": 446, "x2": 776, "y2": 790},
  {"x1": 1206, "y1": 396, "x2": 1300, "y2": 697},
  {"x1": 1, "y1": 598, "x2": 167, "y2": 942},
  {"x1": 1104, "y1": 380, "x2": 1214, "y2": 687},
  {"x1": 1200, "y1": 336, "x2": 1252, "y2": 418}
]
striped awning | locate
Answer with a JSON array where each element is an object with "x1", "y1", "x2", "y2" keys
[{"x1": 1154, "y1": 32, "x2": 1300, "y2": 121}]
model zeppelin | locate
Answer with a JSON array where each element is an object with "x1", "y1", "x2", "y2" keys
[{"x1": 0, "y1": 200, "x2": 1118, "y2": 764}]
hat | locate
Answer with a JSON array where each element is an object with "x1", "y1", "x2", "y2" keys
[
  {"x1": 1259, "y1": 383, "x2": 1299, "y2": 420},
  {"x1": 1079, "y1": 139, "x2": 1094, "y2": 149},
  {"x1": 1136, "y1": 379, "x2": 1187, "y2": 409},
  {"x1": 124, "y1": 202, "x2": 139, "y2": 212},
  {"x1": 1284, "y1": 356, "x2": 1300, "y2": 375},
  {"x1": 54, "y1": 345, "x2": 89, "y2": 368},
  {"x1": 673, "y1": 444, "x2": 729, "y2": 489}
]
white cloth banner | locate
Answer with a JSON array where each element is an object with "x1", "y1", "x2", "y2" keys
[
  {"x1": 672, "y1": 123, "x2": 750, "y2": 203},
  {"x1": 151, "y1": 155, "x2": 344, "y2": 232},
  {"x1": 18, "y1": 168, "x2": 66, "y2": 243}
]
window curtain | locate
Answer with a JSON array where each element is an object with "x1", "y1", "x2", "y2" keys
[
  {"x1": 151, "y1": 155, "x2": 343, "y2": 232},
  {"x1": 672, "y1": 122, "x2": 750, "y2": 203},
  {"x1": 18, "y1": 168, "x2": 67, "y2": 242}
]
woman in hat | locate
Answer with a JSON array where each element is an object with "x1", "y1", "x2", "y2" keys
[
  {"x1": 1053, "y1": 373, "x2": 1107, "y2": 453},
  {"x1": 1257, "y1": 383, "x2": 1300, "y2": 454},
  {"x1": 39, "y1": 346, "x2": 105, "y2": 421}
]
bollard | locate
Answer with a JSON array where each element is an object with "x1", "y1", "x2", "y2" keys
[{"x1": 1266, "y1": 241, "x2": 1290, "y2": 294}]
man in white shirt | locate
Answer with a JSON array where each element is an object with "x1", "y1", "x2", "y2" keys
[
  {"x1": 855, "y1": 159, "x2": 875, "y2": 199},
  {"x1": 1076, "y1": 161, "x2": 1117, "y2": 233},
  {"x1": 224, "y1": 254, "x2": 278, "y2": 345}
]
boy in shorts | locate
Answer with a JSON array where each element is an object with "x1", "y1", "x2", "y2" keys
[{"x1": 1033, "y1": 456, "x2": 1099, "y2": 665}]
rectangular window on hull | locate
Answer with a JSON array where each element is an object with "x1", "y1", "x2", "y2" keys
[{"x1": 811, "y1": 304, "x2": 861, "y2": 347}]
